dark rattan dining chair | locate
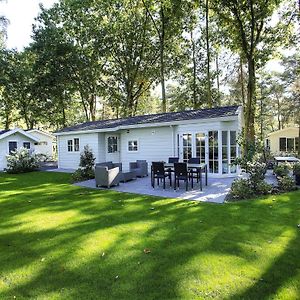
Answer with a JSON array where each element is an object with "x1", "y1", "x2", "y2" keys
[
  {"x1": 174, "y1": 162, "x2": 189, "y2": 191},
  {"x1": 151, "y1": 162, "x2": 171, "y2": 189},
  {"x1": 168, "y1": 157, "x2": 179, "y2": 163},
  {"x1": 188, "y1": 157, "x2": 201, "y2": 183}
]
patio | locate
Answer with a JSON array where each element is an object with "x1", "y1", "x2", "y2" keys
[{"x1": 74, "y1": 176, "x2": 235, "y2": 203}]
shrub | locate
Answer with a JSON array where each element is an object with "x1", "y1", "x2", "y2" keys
[
  {"x1": 71, "y1": 145, "x2": 96, "y2": 182},
  {"x1": 293, "y1": 163, "x2": 300, "y2": 176},
  {"x1": 274, "y1": 164, "x2": 290, "y2": 178},
  {"x1": 256, "y1": 181, "x2": 273, "y2": 195},
  {"x1": 247, "y1": 161, "x2": 266, "y2": 188},
  {"x1": 230, "y1": 179, "x2": 254, "y2": 200},
  {"x1": 277, "y1": 175, "x2": 297, "y2": 192},
  {"x1": 6, "y1": 148, "x2": 41, "y2": 173}
]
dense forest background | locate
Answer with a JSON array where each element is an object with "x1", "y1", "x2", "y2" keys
[{"x1": 0, "y1": 0, "x2": 299, "y2": 148}]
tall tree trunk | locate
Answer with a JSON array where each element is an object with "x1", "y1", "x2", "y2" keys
[
  {"x1": 89, "y1": 94, "x2": 96, "y2": 121},
  {"x1": 205, "y1": 0, "x2": 212, "y2": 108},
  {"x1": 191, "y1": 30, "x2": 197, "y2": 109},
  {"x1": 160, "y1": 5, "x2": 166, "y2": 113},
  {"x1": 239, "y1": 56, "x2": 246, "y2": 106},
  {"x1": 277, "y1": 96, "x2": 281, "y2": 130},
  {"x1": 216, "y1": 52, "x2": 220, "y2": 105},
  {"x1": 244, "y1": 57, "x2": 256, "y2": 149}
]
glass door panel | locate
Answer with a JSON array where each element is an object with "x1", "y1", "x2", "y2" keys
[
  {"x1": 195, "y1": 133, "x2": 205, "y2": 163},
  {"x1": 230, "y1": 131, "x2": 237, "y2": 173},
  {"x1": 209, "y1": 131, "x2": 218, "y2": 173},
  {"x1": 182, "y1": 133, "x2": 192, "y2": 162},
  {"x1": 222, "y1": 131, "x2": 228, "y2": 174}
]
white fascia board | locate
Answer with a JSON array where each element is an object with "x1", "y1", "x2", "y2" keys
[
  {"x1": 0, "y1": 128, "x2": 40, "y2": 142},
  {"x1": 54, "y1": 115, "x2": 239, "y2": 137},
  {"x1": 267, "y1": 127, "x2": 299, "y2": 136},
  {"x1": 28, "y1": 129, "x2": 55, "y2": 139}
]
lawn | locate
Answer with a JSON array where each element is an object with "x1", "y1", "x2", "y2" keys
[{"x1": 0, "y1": 172, "x2": 299, "y2": 300}]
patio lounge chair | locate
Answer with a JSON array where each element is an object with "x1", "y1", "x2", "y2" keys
[
  {"x1": 96, "y1": 161, "x2": 122, "y2": 171},
  {"x1": 95, "y1": 165, "x2": 120, "y2": 188},
  {"x1": 129, "y1": 160, "x2": 148, "y2": 177}
]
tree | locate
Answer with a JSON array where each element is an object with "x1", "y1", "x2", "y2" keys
[
  {"x1": 211, "y1": 0, "x2": 293, "y2": 152},
  {"x1": 142, "y1": 0, "x2": 185, "y2": 112}
]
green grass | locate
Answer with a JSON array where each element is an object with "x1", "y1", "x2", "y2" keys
[{"x1": 0, "y1": 172, "x2": 299, "y2": 300}]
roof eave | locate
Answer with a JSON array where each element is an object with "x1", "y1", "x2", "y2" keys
[
  {"x1": 54, "y1": 115, "x2": 239, "y2": 136},
  {"x1": 0, "y1": 128, "x2": 40, "y2": 142}
]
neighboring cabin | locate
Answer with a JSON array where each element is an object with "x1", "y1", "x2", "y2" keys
[
  {"x1": 27, "y1": 129, "x2": 56, "y2": 157},
  {"x1": 266, "y1": 127, "x2": 299, "y2": 155},
  {"x1": 0, "y1": 128, "x2": 56, "y2": 171},
  {"x1": 0, "y1": 128, "x2": 39, "y2": 171},
  {"x1": 55, "y1": 106, "x2": 243, "y2": 177}
]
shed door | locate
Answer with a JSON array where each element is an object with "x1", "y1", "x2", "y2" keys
[{"x1": 106, "y1": 135, "x2": 120, "y2": 162}]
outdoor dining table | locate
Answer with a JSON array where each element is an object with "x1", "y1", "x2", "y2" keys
[
  {"x1": 274, "y1": 156, "x2": 300, "y2": 165},
  {"x1": 164, "y1": 162, "x2": 208, "y2": 191}
]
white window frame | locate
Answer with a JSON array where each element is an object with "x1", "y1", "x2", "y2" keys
[
  {"x1": 23, "y1": 141, "x2": 31, "y2": 149},
  {"x1": 127, "y1": 139, "x2": 139, "y2": 152},
  {"x1": 8, "y1": 140, "x2": 18, "y2": 154},
  {"x1": 67, "y1": 139, "x2": 73, "y2": 152},
  {"x1": 74, "y1": 138, "x2": 80, "y2": 152},
  {"x1": 107, "y1": 136, "x2": 118, "y2": 153}
]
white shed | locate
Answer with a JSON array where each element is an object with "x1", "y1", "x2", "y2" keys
[
  {"x1": 0, "y1": 128, "x2": 40, "y2": 171},
  {"x1": 27, "y1": 129, "x2": 56, "y2": 158}
]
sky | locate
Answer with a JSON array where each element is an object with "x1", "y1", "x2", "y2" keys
[
  {"x1": 0, "y1": 0, "x2": 286, "y2": 74},
  {"x1": 0, "y1": 0, "x2": 58, "y2": 50}
]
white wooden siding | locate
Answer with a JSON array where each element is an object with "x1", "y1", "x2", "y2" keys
[
  {"x1": 0, "y1": 133, "x2": 36, "y2": 170},
  {"x1": 28, "y1": 131, "x2": 55, "y2": 156},
  {"x1": 57, "y1": 133, "x2": 100, "y2": 169},
  {"x1": 119, "y1": 127, "x2": 173, "y2": 172}
]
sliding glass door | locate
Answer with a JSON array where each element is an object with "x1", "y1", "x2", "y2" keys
[{"x1": 179, "y1": 130, "x2": 238, "y2": 175}]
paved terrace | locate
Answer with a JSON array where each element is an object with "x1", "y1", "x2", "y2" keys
[
  {"x1": 74, "y1": 176, "x2": 235, "y2": 204},
  {"x1": 46, "y1": 168, "x2": 279, "y2": 204}
]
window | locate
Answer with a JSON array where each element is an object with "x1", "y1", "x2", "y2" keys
[
  {"x1": 108, "y1": 136, "x2": 118, "y2": 153},
  {"x1": 74, "y1": 138, "x2": 80, "y2": 152},
  {"x1": 34, "y1": 141, "x2": 48, "y2": 146},
  {"x1": 8, "y1": 141, "x2": 17, "y2": 154},
  {"x1": 195, "y1": 133, "x2": 205, "y2": 163},
  {"x1": 23, "y1": 142, "x2": 31, "y2": 149},
  {"x1": 182, "y1": 133, "x2": 192, "y2": 162},
  {"x1": 67, "y1": 140, "x2": 73, "y2": 152},
  {"x1": 230, "y1": 131, "x2": 237, "y2": 173},
  {"x1": 279, "y1": 137, "x2": 298, "y2": 152},
  {"x1": 222, "y1": 131, "x2": 228, "y2": 174},
  {"x1": 208, "y1": 131, "x2": 218, "y2": 173},
  {"x1": 128, "y1": 140, "x2": 138, "y2": 152},
  {"x1": 287, "y1": 138, "x2": 294, "y2": 152}
]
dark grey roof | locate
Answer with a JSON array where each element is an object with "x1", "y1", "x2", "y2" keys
[
  {"x1": 57, "y1": 105, "x2": 240, "y2": 133},
  {"x1": 0, "y1": 129, "x2": 10, "y2": 136}
]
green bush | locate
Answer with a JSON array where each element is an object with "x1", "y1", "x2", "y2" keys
[
  {"x1": 277, "y1": 175, "x2": 297, "y2": 192},
  {"x1": 247, "y1": 161, "x2": 266, "y2": 188},
  {"x1": 6, "y1": 148, "x2": 41, "y2": 174},
  {"x1": 293, "y1": 163, "x2": 300, "y2": 176},
  {"x1": 71, "y1": 145, "x2": 95, "y2": 182},
  {"x1": 274, "y1": 164, "x2": 290, "y2": 177},
  {"x1": 256, "y1": 181, "x2": 273, "y2": 195},
  {"x1": 230, "y1": 179, "x2": 254, "y2": 200}
]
